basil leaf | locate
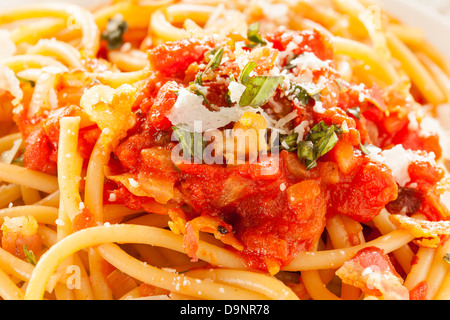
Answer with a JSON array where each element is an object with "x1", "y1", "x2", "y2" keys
[
  {"x1": 188, "y1": 84, "x2": 212, "y2": 111},
  {"x1": 444, "y1": 253, "x2": 450, "y2": 264},
  {"x1": 334, "y1": 79, "x2": 343, "y2": 92},
  {"x1": 247, "y1": 22, "x2": 267, "y2": 47},
  {"x1": 297, "y1": 121, "x2": 341, "y2": 170},
  {"x1": 17, "y1": 76, "x2": 35, "y2": 87},
  {"x1": 205, "y1": 47, "x2": 224, "y2": 71},
  {"x1": 297, "y1": 141, "x2": 315, "y2": 160},
  {"x1": 172, "y1": 126, "x2": 205, "y2": 160},
  {"x1": 239, "y1": 76, "x2": 283, "y2": 108},
  {"x1": 194, "y1": 71, "x2": 203, "y2": 86},
  {"x1": 315, "y1": 127, "x2": 339, "y2": 157},
  {"x1": 280, "y1": 133, "x2": 299, "y2": 152},
  {"x1": 284, "y1": 54, "x2": 300, "y2": 70},
  {"x1": 172, "y1": 126, "x2": 191, "y2": 157},
  {"x1": 347, "y1": 106, "x2": 361, "y2": 120},
  {"x1": 288, "y1": 82, "x2": 322, "y2": 105},
  {"x1": 101, "y1": 15, "x2": 128, "y2": 50},
  {"x1": 360, "y1": 142, "x2": 370, "y2": 155},
  {"x1": 239, "y1": 60, "x2": 257, "y2": 84},
  {"x1": 359, "y1": 134, "x2": 380, "y2": 156},
  {"x1": 193, "y1": 47, "x2": 224, "y2": 87},
  {"x1": 23, "y1": 245, "x2": 36, "y2": 266}
]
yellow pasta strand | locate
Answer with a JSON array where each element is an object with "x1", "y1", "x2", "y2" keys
[
  {"x1": 0, "y1": 2, "x2": 99, "y2": 57},
  {"x1": 284, "y1": 230, "x2": 415, "y2": 271},
  {"x1": 25, "y1": 224, "x2": 245, "y2": 299},
  {"x1": 0, "y1": 267, "x2": 25, "y2": 300}
]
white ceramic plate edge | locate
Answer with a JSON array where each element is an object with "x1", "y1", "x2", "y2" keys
[{"x1": 376, "y1": 0, "x2": 450, "y2": 60}]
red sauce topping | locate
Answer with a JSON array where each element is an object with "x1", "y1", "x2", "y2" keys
[{"x1": 14, "y1": 27, "x2": 448, "y2": 272}]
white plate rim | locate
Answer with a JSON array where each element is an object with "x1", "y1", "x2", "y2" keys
[{"x1": 376, "y1": 0, "x2": 450, "y2": 60}]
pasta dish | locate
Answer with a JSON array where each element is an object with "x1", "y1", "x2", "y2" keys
[{"x1": 0, "y1": 0, "x2": 449, "y2": 300}]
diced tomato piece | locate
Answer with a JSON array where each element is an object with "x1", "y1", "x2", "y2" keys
[
  {"x1": 146, "y1": 81, "x2": 180, "y2": 131},
  {"x1": 336, "y1": 246, "x2": 409, "y2": 299},
  {"x1": 23, "y1": 127, "x2": 57, "y2": 175},
  {"x1": 265, "y1": 29, "x2": 333, "y2": 61},
  {"x1": 331, "y1": 160, "x2": 398, "y2": 222},
  {"x1": 147, "y1": 38, "x2": 212, "y2": 78},
  {"x1": 238, "y1": 155, "x2": 281, "y2": 180},
  {"x1": 409, "y1": 281, "x2": 428, "y2": 300},
  {"x1": 72, "y1": 206, "x2": 96, "y2": 231}
]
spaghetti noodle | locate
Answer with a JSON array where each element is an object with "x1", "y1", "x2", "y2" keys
[{"x1": 0, "y1": 0, "x2": 449, "y2": 300}]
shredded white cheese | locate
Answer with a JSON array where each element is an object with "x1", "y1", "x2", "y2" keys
[
  {"x1": 167, "y1": 88, "x2": 255, "y2": 132},
  {"x1": 293, "y1": 120, "x2": 310, "y2": 143},
  {"x1": 289, "y1": 52, "x2": 332, "y2": 72},
  {"x1": 108, "y1": 193, "x2": 117, "y2": 202},
  {"x1": 313, "y1": 100, "x2": 325, "y2": 114},
  {"x1": 128, "y1": 177, "x2": 139, "y2": 188},
  {"x1": 380, "y1": 145, "x2": 436, "y2": 187},
  {"x1": 228, "y1": 81, "x2": 246, "y2": 103}
]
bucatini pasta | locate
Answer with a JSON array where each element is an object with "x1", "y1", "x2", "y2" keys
[{"x1": 0, "y1": 0, "x2": 449, "y2": 301}]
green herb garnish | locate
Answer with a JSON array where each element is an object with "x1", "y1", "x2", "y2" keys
[
  {"x1": 444, "y1": 253, "x2": 450, "y2": 264},
  {"x1": 247, "y1": 22, "x2": 267, "y2": 47},
  {"x1": 284, "y1": 54, "x2": 300, "y2": 70},
  {"x1": 347, "y1": 106, "x2": 361, "y2": 120},
  {"x1": 172, "y1": 126, "x2": 205, "y2": 160},
  {"x1": 239, "y1": 60, "x2": 257, "y2": 84},
  {"x1": 23, "y1": 245, "x2": 36, "y2": 266},
  {"x1": 101, "y1": 14, "x2": 128, "y2": 50},
  {"x1": 300, "y1": 121, "x2": 342, "y2": 170},
  {"x1": 188, "y1": 84, "x2": 213, "y2": 111},
  {"x1": 239, "y1": 75, "x2": 283, "y2": 108},
  {"x1": 288, "y1": 82, "x2": 322, "y2": 105},
  {"x1": 334, "y1": 79, "x2": 343, "y2": 92},
  {"x1": 360, "y1": 142, "x2": 370, "y2": 155},
  {"x1": 280, "y1": 132, "x2": 299, "y2": 152},
  {"x1": 205, "y1": 47, "x2": 224, "y2": 71},
  {"x1": 297, "y1": 140, "x2": 315, "y2": 165},
  {"x1": 194, "y1": 46, "x2": 224, "y2": 86},
  {"x1": 280, "y1": 121, "x2": 341, "y2": 170},
  {"x1": 17, "y1": 76, "x2": 36, "y2": 87},
  {"x1": 194, "y1": 72, "x2": 204, "y2": 86},
  {"x1": 188, "y1": 47, "x2": 224, "y2": 109}
]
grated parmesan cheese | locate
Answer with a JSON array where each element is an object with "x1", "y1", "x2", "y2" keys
[
  {"x1": 313, "y1": 100, "x2": 325, "y2": 114},
  {"x1": 167, "y1": 88, "x2": 251, "y2": 132},
  {"x1": 380, "y1": 144, "x2": 436, "y2": 187},
  {"x1": 78, "y1": 202, "x2": 85, "y2": 210},
  {"x1": 289, "y1": 52, "x2": 332, "y2": 72},
  {"x1": 108, "y1": 193, "x2": 117, "y2": 202},
  {"x1": 293, "y1": 120, "x2": 310, "y2": 143},
  {"x1": 228, "y1": 81, "x2": 246, "y2": 103},
  {"x1": 167, "y1": 88, "x2": 297, "y2": 134},
  {"x1": 128, "y1": 177, "x2": 139, "y2": 188}
]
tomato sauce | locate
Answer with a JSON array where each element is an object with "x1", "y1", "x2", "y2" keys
[
  {"x1": 15, "y1": 28, "x2": 448, "y2": 272},
  {"x1": 102, "y1": 30, "x2": 408, "y2": 271}
]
